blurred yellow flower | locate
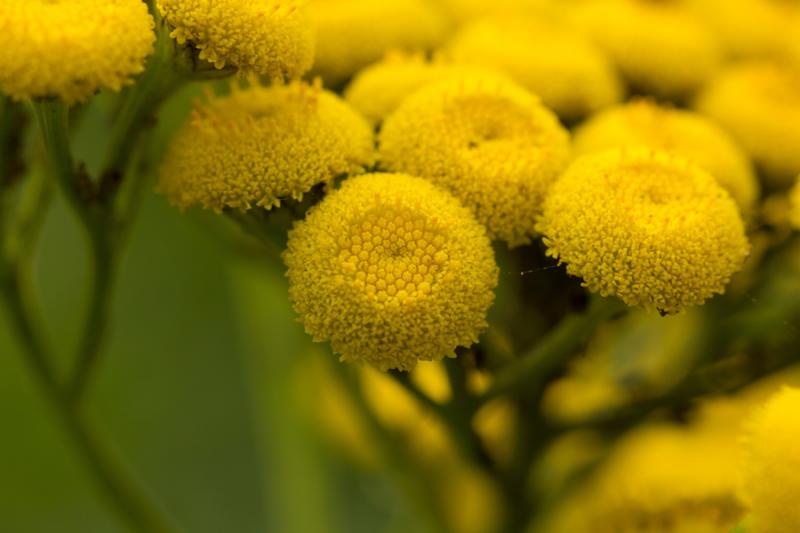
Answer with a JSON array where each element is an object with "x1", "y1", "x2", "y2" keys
[
  {"x1": 284, "y1": 173, "x2": 498, "y2": 371},
  {"x1": 379, "y1": 76, "x2": 570, "y2": 246},
  {"x1": 574, "y1": 100, "x2": 759, "y2": 216},
  {"x1": 790, "y1": 177, "x2": 800, "y2": 230},
  {"x1": 566, "y1": 0, "x2": 722, "y2": 98},
  {"x1": 696, "y1": 61, "x2": 800, "y2": 187},
  {"x1": 0, "y1": 0, "x2": 154, "y2": 103},
  {"x1": 742, "y1": 386, "x2": 800, "y2": 533},
  {"x1": 444, "y1": 15, "x2": 623, "y2": 121},
  {"x1": 433, "y1": 0, "x2": 557, "y2": 25},
  {"x1": 156, "y1": 0, "x2": 314, "y2": 78},
  {"x1": 309, "y1": 0, "x2": 448, "y2": 87},
  {"x1": 158, "y1": 82, "x2": 374, "y2": 212},
  {"x1": 538, "y1": 148, "x2": 749, "y2": 315}
]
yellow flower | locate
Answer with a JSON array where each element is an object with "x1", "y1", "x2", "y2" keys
[
  {"x1": 156, "y1": 0, "x2": 314, "y2": 78},
  {"x1": 158, "y1": 82, "x2": 374, "y2": 212},
  {"x1": 344, "y1": 52, "x2": 505, "y2": 127},
  {"x1": 741, "y1": 387, "x2": 800, "y2": 533},
  {"x1": 444, "y1": 15, "x2": 623, "y2": 121},
  {"x1": 538, "y1": 148, "x2": 749, "y2": 315},
  {"x1": 379, "y1": 76, "x2": 570, "y2": 246},
  {"x1": 433, "y1": 0, "x2": 557, "y2": 25},
  {"x1": 308, "y1": 0, "x2": 448, "y2": 87},
  {"x1": 566, "y1": 0, "x2": 722, "y2": 98},
  {"x1": 0, "y1": 0, "x2": 154, "y2": 104},
  {"x1": 695, "y1": 61, "x2": 800, "y2": 187},
  {"x1": 574, "y1": 100, "x2": 759, "y2": 216},
  {"x1": 791, "y1": 177, "x2": 800, "y2": 230},
  {"x1": 284, "y1": 173, "x2": 498, "y2": 371}
]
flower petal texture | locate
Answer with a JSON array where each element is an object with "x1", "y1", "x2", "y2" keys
[
  {"x1": 574, "y1": 100, "x2": 759, "y2": 216},
  {"x1": 379, "y1": 76, "x2": 570, "y2": 247},
  {"x1": 158, "y1": 82, "x2": 375, "y2": 212},
  {"x1": 284, "y1": 173, "x2": 499, "y2": 371},
  {"x1": 157, "y1": 0, "x2": 314, "y2": 78},
  {"x1": 538, "y1": 148, "x2": 750, "y2": 315},
  {"x1": 742, "y1": 387, "x2": 800, "y2": 533},
  {"x1": 0, "y1": 0, "x2": 155, "y2": 103}
]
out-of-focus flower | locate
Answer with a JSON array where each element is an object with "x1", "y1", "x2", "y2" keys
[
  {"x1": 741, "y1": 387, "x2": 800, "y2": 533},
  {"x1": 284, "y1": 173, "x2": 498, "y2": 371},
  {"x1": 574, "y1": 100, "x2": 759, "y2": 216},
  {"x1": 696, "y1": 61, "x2": 800, "y2": 187},
  {"x1": 433, "y1": 0, "x2": 557, "y2": 25},
  {"x1": 790, "y1": 177, "x2": 800, "y2": 230},
  {"x1": 0, "y1": 0, "x2": 155, "y2": 103},
  {"x1": 379, "y1": 76, "x2": 570, "y2": 246},
  {"x1": 158, "y1": 82, "x2": 374, "y2": 212},
  {"x1": 344, "y1": 52, "x2": 506, "y2": 126},
  {"x1": 444, "y1": 15, "x2": 623, "y2": 121},
  {"x1": 538, "y1": 148, "x2": 749, "y2": 315},
  {"x1": 308, "y1": 0, "x2": 448, "y2": 87},
  {"x1": 156, "y1": 0, "x2": 314, "y2": 78},
  {"x1": 566, "y1": 0, "x2": 721, "y2": 99}
]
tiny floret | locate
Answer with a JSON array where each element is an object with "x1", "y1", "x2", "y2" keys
[
  {"x1": 158, "y1": 82, "x2": 375, "y2": 212},
  {"x1": 741, "y1": 387, "x2": 800, "y2": 533},
  {"x1": 157, "y1": 0, "x2": 314, "y2": 78},
  {"x1": 379, "y1": 76, "x2": 570, "y2": 246},
  {"x1": 284, "y1": 173, "x2": 499, "y2": 371},
  {"x1": 0, "y1": 0, "x2": 155, "y2": 103},
  {"x1": 537, "y1": 148, "x2": 749, "y2": 315}
]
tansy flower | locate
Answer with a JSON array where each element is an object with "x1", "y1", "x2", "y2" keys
[
  {"x1": 537, "y1": 148, "x2": 749, "y2": 315},
  {"x1": 444, "y1": 16, "x2": 623, "y2": 121},
  {"x1": 433, "y1": 0, "x2": 558, "y2": 25},
  {"x1": 308, "y1": 0, "x2": 448, "y2": 87},
  {"x1": 284, "y1": 173, "x2": 498, "y2": 371},
  {"x1": 379, "y1": 76, "x2": 570, "y2": 247},
  {"x1": 156, "y1": 0, "x2": 314, "y2": 78},
  {"x1": 695, "y1": 61, "x2": 800, "y2": 187},
  {"x1": 158, "y1": 82, "x2": 374, "y2": 212},
  {"x1": 566, "y1": 0, "x2": 722, "y2": 99},
  {"x1": 0, "y1": 0, "x2": 154, "y2": 104},
  {"x1": 790, "y1": 177, "x2": 800, "y2": 230},
  {"x1": 573, "y1": 100, "x2": 759, "y2": 216},
  {"x1": 741, "y1": 387, "x2": 800, "y2": 533}
]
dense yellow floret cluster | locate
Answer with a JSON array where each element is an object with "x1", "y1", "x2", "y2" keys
[
  {"x1": 566, "y1": 0, "x2": 721, "y2": 98},
  {"x1": 0, "y1": 0, "x2": 154, "y2": 104},
  {"x1": 379, "y1": 76, "x2": 570, "y2": 246},
  {"x1": 741, "y1": 387, "x2": 800, "y2": 533},
  {"x1": 538, "y1": 148, "x2": 749, "y2": 315},
  {"x1": 444, "y1": 16, "x2": 623, "y2": 121},
  {"x1": 696, "y1": 61, "x2": 800, "y2": 187},
  {"x1": 158, "y1": 83, "x2": 375, "y2": 212},
  {"x1": 284, "y1": 173, "x2": 498, "y2": 371},
  {"x1": 574, "y1": 100, "x2": 759, "y2": 215},
  {"x1": 309, "y1": 0, "x2": 448, "y2": 87},
  {"x1": 156, "y1": 0, "x2": 314, "y2": 78}
]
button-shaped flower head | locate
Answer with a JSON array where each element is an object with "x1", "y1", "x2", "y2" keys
[
  {"x1": 444, "y1": 15, "x2": 623, "y2": 121},
  {"x1": 284, "y1": 173, "x2": 499, "y2": 371},
  {"x1": 0, "y1": 0, "x2": 155, "y2": 103},
  {"x1": 156, "y1": 0, "x2": 314, "y2": 78},
  {"x1": 742, "y1": 387, "x2": 800, "y2": 533},
  {"x1": 574, "y1": 100, "x2": 759, "y2": 216},
  {"x1": 379, "y1": 76, "x2": 570, "y2": 247},
  {"x1": 158, "y1": 82, "x2": 375, "y2": 212},
  {"x1": 696, "y1": 61, "x2": 800, "y2": 187},
  {"x1": 538, "y1": 148, "x2": 749, "y2": 315}
]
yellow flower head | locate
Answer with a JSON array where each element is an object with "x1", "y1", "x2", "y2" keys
[
  {"x1": 696, "y1": 61, "x2": 800, "y2": 187},
  {"x1": 742, "y1": 387, "x2": 800, "y2": 533},
  {"x1": 156, "y1": 0, "x2": 314, "y2": 78},
  {"x1": 158, "y1": 82, "x2": 375, "y2": 212},
  {"x1": 0, "y1": 0, "x2": 155, "y2": 103},
  {"x1": 344, "y1": 52, "x2": 506, "y2": 127},
  {"x1": 791, "y1": 177, "x2": 800, "y2": 230},
  {"x1": 538, "y1": 148, "x2": 749, "y2": 315},
  {"x1": 567, "y1": 0, "x2": 722, "y2": 98},
  {"x1": 284, "y1": 173, "x2": 498, "y2": 371},
  {"x1": 379, "y1": 76, "x2": 571, "y2": 246},
  {"x1": 444, "y1": 15, "x2": 623, "y2": 121},
  {"x1": 574, "y1": 100, "x2": 759, "y2": 216},
  {"x1": 309, "y1": 0, "x2": 448, "y2": 87}
]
